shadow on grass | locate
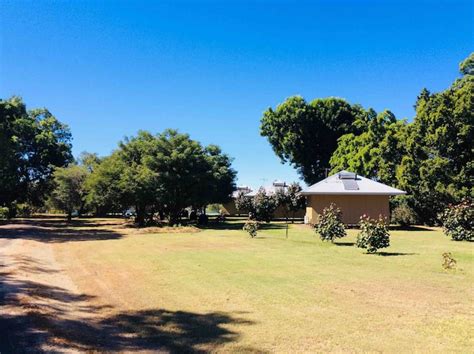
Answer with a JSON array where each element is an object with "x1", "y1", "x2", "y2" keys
[
  {"x1": 198, "y1": 221, "x2": 287, "y2": 231},
  {"x1": 0, "y1": 255, "x2": 260, "y2": 353},
  {"x1": 334, "y1": 242, "x2": 355, "y2": 247},
  {"x1": 0, "y1": 219, "x2": 122, "y2": 243},
  {"x1": 389, "y1": 225, "x2": 435, "y2": 232},
  {"x1": 375, "y1": 252, "x2": 418, "y2": 257}
]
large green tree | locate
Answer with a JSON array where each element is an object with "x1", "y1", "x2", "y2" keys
[
  {"x1": 260, "y1": 96, "x2": 368, "y2": 184},
  {"x1": 86, "y1": 129, "x2": 236, "y2": 226},
  {"x1": 397, "y1": 55, "x2": 474, "y2": 224},
  {"x1": 330, "y1": 110, "x2": 408, "y2": 186},
  {"x1": 0, "y1": 97, "x2": 72, "y2": 210},
  {"x1": 147, "y1": 129, "x2": 236, "y2": 224},
  {"x1": 48, "y1": 165, "x2": 88, "y2": 220}
]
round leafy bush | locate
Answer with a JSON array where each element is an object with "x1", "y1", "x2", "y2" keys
[
  {"x1": 0, "y1": 207, "x2": 9, "y2": 220},
  {"x1": 391, "y1": 204, "x2": 417, "y2": 227},
  {"x1": 243, "y1": 219, "x2": 259, "y2": 238},
  {"x1": 440, "y1": 199, "x2": 473, "y2": 241},
  {"x1": 314, "y1": 203, "x2": 346, "y2": 242},
  {"x1": 356, "y1": 215, "x2": 390, "y2": 253},
  {"x1": 15, "y1": 203, "x2": 32, "y2": 217}
]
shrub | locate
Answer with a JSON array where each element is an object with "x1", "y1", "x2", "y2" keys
[
  {"x1": 0, "y1": 207, "x2": 9, "y2": 220},
  {"x1": 356, "y1": 215, "x2": 390, "y2": 253},
  {"x1": 314, "y1": 203, "x2": 346, "y2": 242},
  {"x1": 15, "y1": 203, "x2": 32, "y2": 217},
  {"x1": 235, "y1": 191, "x2": 254, "y2": 215},
  {"x1": 442, "y1": 252, "x2": 457, "y2": 270},
  {"x1": 439, "y1": 199, "x2": 473, "y2": 241},
  {"x1": 391, "y1": 204, "x2": 417, "y2": 227},
  {"x1": 243, "y1": 219, "x2": 259, "y2": 238},
  {"x1": 253, "y1": 188, "x2": 277, "y2": 222}
]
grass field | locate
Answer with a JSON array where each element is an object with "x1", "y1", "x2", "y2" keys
[{"x1": 1, "y1": 218, "x2": 473, "y2": 352}]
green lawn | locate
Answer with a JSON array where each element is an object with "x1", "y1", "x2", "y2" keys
[{"x1": 55, "y1": 219, "x2": 473, "y2": 352}]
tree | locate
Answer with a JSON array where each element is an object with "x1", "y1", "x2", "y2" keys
[
  {"x1": 260, "y1": 96, "x2": 368, "y2": 184},
  {"x1": 330, "y1": 110, "x2": 408, "y2": 186},
  {"x1": 0, "y1": 97, "x2": 72, "y2": 211},
  {"x1": 85, "y1": 129, "x2": 236, "y2": 226},
  {"x1": 253, "y1": 188, "x2": 277, "y2": 222},
  {"x1": 85, "y1": 152, "x2": 127, "y2": 216},
  {"x1": 397, "y1": 54, "x2": 474, "y2": 224},
  {"x1": 148, "y1": 129, "x2": 236, "y2": 225},
  {"x1": 48, "y1": 165, "x2": 88, "y2": 220},
  {"x1": 274, "y1": 182, "x2": 306, "y2": 237},
  {"x1": 460, "y1": 53, "x2": 474, "y2": 76},
  {"x1": 77, "y1": 151, "x2": 101, "y2": 173},
  {"x1": 235, "y1": 191, "x2": 254, "y2": 215}
]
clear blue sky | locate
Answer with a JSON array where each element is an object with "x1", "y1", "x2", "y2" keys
[{"x1": 1, "y1": 0, "x2": 472, "y2": 188}]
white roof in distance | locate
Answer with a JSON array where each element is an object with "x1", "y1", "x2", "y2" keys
[
  {"x1": 245, "y1": 180, "x2": 288, "y2": 197},
  {"x1": 301, "y1": 170, "x2": 406, "y2": 196}
]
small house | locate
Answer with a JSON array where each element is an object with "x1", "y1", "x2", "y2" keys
[{"x1": 301, "y1": 171, "x2": 406, "y2": 224}]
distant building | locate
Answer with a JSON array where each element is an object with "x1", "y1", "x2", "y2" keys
[
  {"x1": 222, "y1": 181, "x2": 305, "y2": 219},
  {"x1": 301, "y1": 171, "x2": 406, "y2": 224},
  {"x1": 221, "y1": 185, "x2": 253, "y2": 216}
]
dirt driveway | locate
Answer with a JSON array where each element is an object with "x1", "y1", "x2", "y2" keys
[
  {"x1": 0, "y1": 218, "x2": 244, "y2": 353},
  {"x1": 0, "y1": 220, "x2": 155, "y2": 352}
]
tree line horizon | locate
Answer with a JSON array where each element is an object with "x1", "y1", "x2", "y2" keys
[{"x1": 0, "y1": 53, "x2": 472, "y2": 225}]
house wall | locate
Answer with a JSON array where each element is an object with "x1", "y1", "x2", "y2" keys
[
  {"x1": 273, "y1": 205, "x2": 305, "y2": 219},
  {"x1": 305, "y1": 195, "x2": 390, "y2": 225},
  {"x1": 221, "y1": 201, "x2": 239, "y2": 215}
]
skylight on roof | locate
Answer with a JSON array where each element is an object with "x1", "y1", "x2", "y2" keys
[{"x1": 339, "y1": 172, "x2": 357, "y2": 180}]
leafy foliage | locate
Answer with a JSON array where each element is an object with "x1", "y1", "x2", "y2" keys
[
  {"x1": 356, "y1": 215, "x2": 390, "y2": 253},
  {"x1": 0, "y1": 207, "x2": 9, "y2": 220},
  {"x1": 330, "y1": 110, "x2": 408, "y2": 187},
  {"x1": 86, "y1": 129, "x2": 236, "y2": 226},
  {"x1": 48, "y1": 165, "x2": 89, "y2": 220},
  {"x1": 397, "y1": 55, "x2": 474, "y2": 224},
  {"x1": 442, "y1": 252, "x2": 457, "y2": 270},
  {"x1": 0, "y1": 97, "x2": 72, "y2": 209},
  {"x1": 243, "y1": 219, "x2": 259, "y2": 238},
  {"x1": 314, "y1": 203, "x2": 346, "y2": 242},
  {"x1": 235, "y1": 191, "x2": 254, "y2": 215},
  {"x1": 252, "y1": 188, "x2": 277, "y2": 222},
  {"x1": 390, "y1": 196, "x2": 417, "y2": 227},
  {"x1": 274, "y1": 183, "x2": 306, "y2": 221},
  {"x1": 14, "y1": 203, "x2": 32, "y2": 217},
  {"x1": 260, "y1": 96, "x2": 366, "y2": 184},
  {"x1": 440, "y1": 199, "x2": 473, "y2": 241}
]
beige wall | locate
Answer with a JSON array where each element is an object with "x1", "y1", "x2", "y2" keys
[
  {"x1": 221, "y1": 201, "x2": 238, "y2": 215},
  {"x1": 273, "y1": 205, "x2": 305, "y2": 219},
  {"x1": 305, "y1": 195, "x2": 390, "y2": 225}
]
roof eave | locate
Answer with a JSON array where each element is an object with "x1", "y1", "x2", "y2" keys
[{"x1": 300, "y1": 191, "x2": 407, "y2": 196}]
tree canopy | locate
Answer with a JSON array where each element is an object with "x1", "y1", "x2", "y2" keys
[
  {"x1": 0, "y1": 97, "x2": 72, "y2": 210},
  {"x1": 396, "y1": 56, "x2": 473, "y2": 223},
  {"x1": 260, "y1": 96, "x2": 367, "y2": 184},
  {"x1": 86, "y1": 129, "x2": 236, "y2": 225},
  {"x1": 330, "y1": 110, "x2": 408, "y2": 186},
  {"x1": 48, "y1": 165, "x2": 88, "y2": 220}
]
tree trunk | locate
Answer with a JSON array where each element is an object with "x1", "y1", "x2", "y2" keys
[
  {"x1": 169, "y1": 210, "x2": 180, "y2": 226},
  {"x1": 135, "y1": 206, "x2": 146, "y2": 227},
  {"x1": 67, "y1": 211, "x2": 72, "y2": 221}
]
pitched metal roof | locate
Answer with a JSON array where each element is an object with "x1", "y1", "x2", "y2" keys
[
  {"x1": 301, "y1": 170, "x2": 406, "y2": 196},
  {"x1": 245, "y1": 180, "x2": 288, "y2": 197}
]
